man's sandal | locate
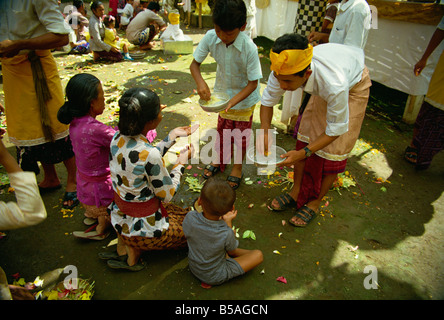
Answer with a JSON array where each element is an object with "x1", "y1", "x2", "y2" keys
[
  {"x1": 268, "y1": 193, "x2": 297, "y2": 211},
  {"x1": 202, "y1": 164, "x2": 220, "y2": 179},
  {"x1": 62, "y1": 191, "x2": 80, "y2": 210},
  {"x1": 289, "y1": 205, "x2": 317, "y2": 227},
  {"x1": 98, "y1": 251, "x2": 128, "y2": 261},
  {"x1": 227, "y1": 174, "x2": 243, "y2": 190}
]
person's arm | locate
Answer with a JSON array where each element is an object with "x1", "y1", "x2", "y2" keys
[
  {"x1": 190, "y1": 59, "x2": 211, "y2": 101},
  {"x1": 0, "y1": 139, "x2": 47, "y2": 230},
  {"x1": 0, "y1": 33, "x2": 68, "y2": 58},
  {"x1": 221, "y1": 209, "x2": 237, "y2": 229},
  {"x1": 414, "y1": 27, "x2": 444, "y2": 76},
  {"x1": 224, "y1": 80, "x2": 258, "y2": 112}
]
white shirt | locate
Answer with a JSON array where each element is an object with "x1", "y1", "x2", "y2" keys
[
  {"x1": 328, "y1": 0, "x2": 371, "y2": 49},
  {"x1": 261, "y1": 43, "x2": 365, "y2": 136},
  {"x1": 193, "y1": 29, "x2": 262, "y2": 110},
  {"x1": 0, "y1": 0, "x2": 69, "y2": 42},
  {"x1": 0, "y1": 172, "x2": 47, "y2": 230}
]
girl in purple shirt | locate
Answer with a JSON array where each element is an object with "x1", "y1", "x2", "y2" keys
[{"x1": 58, "y1": 73, "x2": 116, "y2": 240}]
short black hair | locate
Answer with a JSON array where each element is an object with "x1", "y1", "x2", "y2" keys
[
  {"x1": 212, "y1": 0, "x2": 246, "y2": 31},
  {"x1": 200, "y1": 177, "x2": 236, "y2": 217},
  {"x1": 118, "y1": 88, "x2": 160, "y2": 136},
  {"x1": 272, "y1": 33, "x2": 310, "y2": 77},
  {"x1": 147, "y1": 1, "x2": 160, "y2": 11},
  {"x1": 90, "y1": 1, "x2": 103, "y2": 11}
]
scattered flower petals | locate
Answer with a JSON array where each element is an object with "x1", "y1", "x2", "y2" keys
[
  {"x1": 273, "y1": 250, "x2": 282, "y2": 255},
  {"x1": 276, "y1": 276, "x2": 287, "y2": 284}
]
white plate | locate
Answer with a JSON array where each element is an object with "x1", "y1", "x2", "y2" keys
[
  {"x1": 246, "y1": 145, "x2": 287, "y2": 166},
  {"x1": 198, "y1": 92, "x2": 230, "y2": 113}
]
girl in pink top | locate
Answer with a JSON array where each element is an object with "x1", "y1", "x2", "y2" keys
[{"x1": 58, "y1": 73, "x2": 116, "y2": 240}]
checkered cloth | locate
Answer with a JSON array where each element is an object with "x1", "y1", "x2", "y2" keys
[{"x1": 294, "y1": 0, "x2": 328, "y2": 36}]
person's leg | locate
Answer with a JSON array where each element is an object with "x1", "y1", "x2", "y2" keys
[
  {"x1": 270, "y1": 158, "x2": 305, "y2": 210},
  {"x1": 289, "y1": 173, "x2": 337, "y2": 226},
  {"x1": 231, "y1": 248, "x2": 263, "y2": 273},
  {"x1": 126, "y1": 245, "x2": 142, "y2": 266},
  {"x1": 39, "y1": 163, "x2": 61, "y2": 188},
  {"x1": 62, "y1": 156, "x2": 77, "y2": 207}
]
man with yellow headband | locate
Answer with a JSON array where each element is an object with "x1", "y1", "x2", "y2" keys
[{"x1": 260, "y1": 33, "x2": 371, "y2": 227}]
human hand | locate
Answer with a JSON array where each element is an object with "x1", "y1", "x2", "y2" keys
[
  {"x1": 170, "y1": 123, "x2": 199, "y2": 140},
  {"x1": 196, "y1": 82, "x2": 211, "y2": 101},
  {"x1": 110, "y1": 46, "x2": 120, "y2": 53},
  {"x1": 414, "y1": 58, "x2": 427, "y2": 76},
  {"x1": 255, "y1": 128, "x2": 274, "y2": 156},
  {"x1": 222, "y1": 209, "x2": 237, "y2": 224},
  {"x1": 0, "y1": 39, "x2": 21, "y2": 58},
  {"x1": 176, "y1": 144, "x2": 195, "y2": 164},
  {"x1": 277, "y1": 149, "x2": 305, "y2": 167}
]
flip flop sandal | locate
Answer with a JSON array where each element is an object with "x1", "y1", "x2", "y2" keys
[
  {"x1": 73, "y1": 224, "x2": 110, "y2": 240},
  {"x1": 98, "y1": 251, "x2": 128, "y2": 261},
  {"x1": 107, "y1": 259, "x2": 145, "y2": 272},
  {"x1": 83, "y1": 217, "x2": 97, "y2": 226},
  {"x1": 202, "y1": 164, "x2": 220, "y2": 179},
  {"x1": 404, "y1": 146, "x2": 417, "y2": 165},
  {"x1": 268, "y1": 193, "x2": 297, "y2": 211},
  {"x1": 227, "y1": 174, "x2": 243, "y2": 190},
  {"x1": 62, "y1": 191, "x2": 80, "y2": 210},
  {"x1": 289, "y1": 205, "x2": 317, "y2": 228}
]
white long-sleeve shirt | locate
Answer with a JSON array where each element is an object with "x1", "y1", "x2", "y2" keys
[{"x1": 0, "y1": 171, "x2": 47, "y2": 230}]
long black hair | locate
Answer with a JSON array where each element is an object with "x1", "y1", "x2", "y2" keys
[
  {"x1": 118, "y1": 88, "x2": 160, "y2": 136},
  {"x1": 57, "y1": 73, "x2": 101, "y2": 124}
]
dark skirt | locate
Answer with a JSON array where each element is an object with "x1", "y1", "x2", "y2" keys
[
  {"x1": 16, "y1": 135, "x2": 75, "y2": 174},
  {"x1": 412, "y1": 101, "x2": 444, "y2": 169}
]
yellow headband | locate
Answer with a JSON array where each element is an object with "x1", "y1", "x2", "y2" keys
[{"x1": 270, "y1": 45, "x2": 313, "y2": 75}]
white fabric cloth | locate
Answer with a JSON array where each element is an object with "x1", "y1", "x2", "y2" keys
[
  {"x1": 255, "y1": 0, "x2": 298, "y2": 41},
  {"x1": 0, "y1": 171, "x2": 47, "y2": 230},
  {"x1": 261, "y1": 43, "x2": 365, "y2": 137},
  {"x1": 364, "y1": 18, "x2": 444, "y2": 96}
]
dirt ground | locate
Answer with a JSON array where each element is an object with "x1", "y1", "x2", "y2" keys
[{"x1": 0, "y1": 25, "x2": 443, "y2": 301}]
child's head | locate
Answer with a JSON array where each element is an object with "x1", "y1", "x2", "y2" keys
[
  {"x1": 118, "y1": 88, "x2": 161, "y2": 136},
  {"x1": 212, "y1": 0, "x2": 246, "y2": 45},
  {"x1": 147, "y1": 1, "x2": 160, "y2": 12},
  {"x1": 103, "y1": 15, "x2": 116, "y2": 28},
  {"x1": 199, "y1": 178, "x2": 236, "y2": 217},
  {"x1": 58, "y1": 73, "x2": 104, "y2": 124},
  {"x1": 270, "y1": 33, "x2": 313, "y2": 91}
]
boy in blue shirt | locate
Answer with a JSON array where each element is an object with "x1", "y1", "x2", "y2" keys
[{"x1": 190, "y1": 0, "x2": 262, "y2": 189}]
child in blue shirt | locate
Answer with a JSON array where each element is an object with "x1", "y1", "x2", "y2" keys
[{"x1": 190, "y1": 0, "x2": 262, "y2": 189}]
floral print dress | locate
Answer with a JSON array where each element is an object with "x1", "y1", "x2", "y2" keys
[{"x1": 108, "y1": 132, "x2": 184, "y2": 238}]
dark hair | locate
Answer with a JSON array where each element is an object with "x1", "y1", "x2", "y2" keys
[
  {"x1": 57, "y1": 73, "x2": 101, "y2": 124},
  {"x1": 272, "y1": 33, "x2": 310, "y2": 77},
  {"x1": 200, "y1": 178, "x2": 236, "y2": 216},
  {"x1": 103, "y1": 15, "x2": 115, "y2": 27},
  {"x1": 73, "y1": 0, "x2": 84, "y2": 9},
  {"x1": 90, "y1": 1, "x2": 103, "y2": 12},
  {"x1": 118, "y1": 88, "x2": 160, "y2": 136},
  {"x1": 212, "y1": 0, "x2": 246, "y2": 31},
  {"x1": 147, "y1": 1, "x2": 160, "y2": 11}
]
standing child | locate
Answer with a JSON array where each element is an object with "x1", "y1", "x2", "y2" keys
[
  {"x1": 57, "y1": 73, "x2": 116, "y2": 240},
  {"x1": 103, "y1": 88, "x2": 197, "y2": 271},
  {"x1": 183, "y1": 177, "x2": 263, "y2": 286},
  {"x1": 190, "y1": 0, "x2": 262, "y2": 190},
  {"x1": 103, "y1": 15, "x2": 134, "y2": 60}
]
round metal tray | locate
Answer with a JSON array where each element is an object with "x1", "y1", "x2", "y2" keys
[
  {"x1": 246, "y1": 145, "x2": 287, "y2": 167},
  {"x1": 198, "y1": 92, "x2": 230, "y2": 113}
]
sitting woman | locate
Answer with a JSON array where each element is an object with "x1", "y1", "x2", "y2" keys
[
  {"x1": 102, "y1": 87, "x2": 197, "y2": 271},
  {"x1": 89, "y1": 1, "x2": 123, "y2": 62}
]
